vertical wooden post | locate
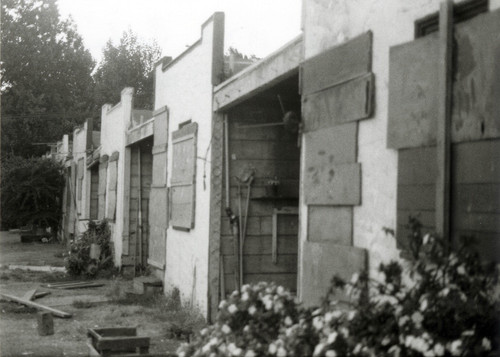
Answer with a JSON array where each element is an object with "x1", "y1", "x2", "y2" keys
[{"x1": 436, "y1": 0, "x2": 453, "y2": 238}]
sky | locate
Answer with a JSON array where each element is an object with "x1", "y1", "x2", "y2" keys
[{"x1": 57, "y1": 0, "x2": 303, "y2": 64}]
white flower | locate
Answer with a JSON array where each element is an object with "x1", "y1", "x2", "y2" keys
[
  {"x1": 313, "y1": 343, "x2": 324, "y2": 356},
  {"x1": 449, "y1": 340, "x2": 462, "y2": 356},
  {"x1": 221, "y1": 324, "x2": 231, "y2": 334},
  {"x1": 209, "y1": 337, "x2": 218, "y2": 345},
  {"x1": 277, "y1": 286, "x2": 285, "y2": 295},
  {"x1": 405, "y1": 335, "x2": 414, "y2": 347},
  {"x1": 248, "y1": 305, "x2": 257, "y2": 315},
  {"x1": 245, "y1": 350, "x2": 256, "y2": 357},
  {"x1": 433, "y1": 343, "x2": 445, "y2": 356},
  {"x1": 351, "y1": 273, "x2": 360, "y2": 284},
  {"x1": 177, "y1": 351, "x2": 186, "y2": 357},
  {"x1": 228, "y1": 343, "x2": 239, "y2": 355},
  {"x1": 277, "y1": 347, "x2": 287, "y2": 357},
  {"x1": 228, "y1": 304, "x2": 238, "y2": 314},
  {"x1": 241, "y1": 284, "x2": 250, "y2": 292},
  {"x1": 348, "y1": 310, "x2": 356, "y2": 321},
  {"x1": 202, "y1": 342, "x2": 212, "y2": 353},
  {"x1": 312, "y1": 316, "x2": 324, "y2": 330},
  {"x1": 381, "y1": 336, "x2": 391, "y2": 346},
  {"x1": 284, "y1": 316, "x2": 293, "y2": 326},
  {"x1": 233, "y1": 347, "x2": 242, "y2": 356},
  {"x1": 398, "y1": 315, "x2": 409, "y2": 327},
  {"x1": 461, "y1": 330, "x2": 474, "y2": 336},
  {"x1": 325, "y1": 350, "x2": 337, "y2": 357},
  {"x1": 353, "y1": 344, "x2": 362, "y2": 354},
  {"x1": 438, "y1": 287, "x2": 450, "y2": 297},
  {"x1": 420, "y1": 299, "x2": 428, "y2": 311},
  {"x1": 340, "y1": 327, "x2": 349, "y2": 338},
  {"x1": 482, "y1": 338, "x2": 492, "y2": 351},
  {"x1": 268, "y1": 343, "x2": 277, "y2": 355},
  {"x1": 388, "y1": 345, "x2": 401, "y2": 356},
  {"x1": 241, "y1": 292, "x2": 249, "y2": 301},
  {"x1": 219, "y1": 300, "x2": 227, "y2": 309},
  {"x1": 332, "y1": 310, "x2": 342, "y2": 319},
  {"x1": 274, "y1": 300, "x2": 284, "y2": 313},
  {"x1": 327, "y1": 332, "x2": 338, "y2": 344},
  {"x1": 457, "y1": 265, "x2": 466, "y2": 275},
  {"x1": 200, "y1": 328, "x2": 207, "y2": 336},
  {"x1": 411, "y1": 311, "x2": 424, "y2": 327},
  {"x1": 423, "y1": 234, "x2": 430, "y2": 244}
]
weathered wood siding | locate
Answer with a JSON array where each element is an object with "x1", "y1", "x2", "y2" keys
[
  {"x1": 128, "y1": 138, "x2": 153, "y2": 266},
  {"x1": 221, "y1": 102, "x2": 300, "y2": 294}
]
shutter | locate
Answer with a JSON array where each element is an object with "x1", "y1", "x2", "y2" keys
[
  {"x1": 170, "y1": 122, "x2": 198, "y2": 230},
  {"x1": 106, "y1": 152, "x2": 119, "y2": 220},
  {"x1": 98, "y1": 155, "x2": 108, "y2": 220},
  {"x1": 299, "y1": 31, "x2": 372, "y2": 306},
  {"x1": 148, "y1": 107, "x2": 169, "y2": 269},
  {"x1": 77, "y1": 158, "x2": 84, "y2": 201}
]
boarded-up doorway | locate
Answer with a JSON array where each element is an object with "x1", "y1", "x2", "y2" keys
[{"x1": 128, "y1": 137, "x2": 154, "y2": 269}]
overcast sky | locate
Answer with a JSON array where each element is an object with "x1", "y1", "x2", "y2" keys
[{"x1": 57, "y1": 0, "x2": 302, "y2": 63}]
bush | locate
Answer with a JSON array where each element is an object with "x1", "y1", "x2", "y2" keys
[
  {"x1": 65, "y1": 220, "x2": 113, "y2": 277},
  {"x1": 177, "y1": 229, "x2": 499, "y2": 357},
  {"x1": 0, "y1": 156, "x2": 64, "y2": 231}
]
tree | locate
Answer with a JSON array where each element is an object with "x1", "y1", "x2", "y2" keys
[
  {"x1": 0, "y1": 156, "x2": 65, "y2": 233},
  {"x1": 93, "y1": 29, "x2": 162, "y2": 110},
  {"x1": 1, "y1": 0, "x2": 96, "y2": 157}
]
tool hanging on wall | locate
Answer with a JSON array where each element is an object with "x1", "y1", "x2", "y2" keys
[{"x1": 235, "y1": 168, "x2": 255, "y2": 288}]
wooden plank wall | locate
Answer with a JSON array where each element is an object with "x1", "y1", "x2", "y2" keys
[
  {"x1": 451, "y1": 140, "x2": 500, "y2": 262},
  {"x1": 221, "y1": 102, "x2": 300, "y2": 294},
  {"x1": 128, "y1": 138, "x2": 154, "y2": 266},
  {"x1": 396, "y1": 140, "x2": 500, "y2": 261},
  {"x1": 89, "y1": 167, "x2": 99, "y2": 220}
]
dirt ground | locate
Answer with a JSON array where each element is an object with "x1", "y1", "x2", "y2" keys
[{"x1": 0, "y1": 232, "x2": 204, "y2": 357}]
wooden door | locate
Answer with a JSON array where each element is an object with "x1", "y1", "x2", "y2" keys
[{"x1": 147, "y1": 107, "x2": 169, "y2": 271}]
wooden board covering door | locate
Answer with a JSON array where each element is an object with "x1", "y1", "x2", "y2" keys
[
  {"x1": 148, "y1": 107, "x2": 169, "y2": 270},
  {"x1": 299, "y1": 30, "x2": 373, "y2": 307}
]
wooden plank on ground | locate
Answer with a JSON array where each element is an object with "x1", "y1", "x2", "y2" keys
[
  {"x1": 22, "y1": 289, "x2": 38, "y2": 301},
  {"x1": 301, "y1": 31, "x2": 372, "y2": 96},
  {"x1": 0, "y1": 293, "x2": 72, "y2": 318},
  {"x1": 303, "y1": 74, "x2": 374, "y2": 132}
]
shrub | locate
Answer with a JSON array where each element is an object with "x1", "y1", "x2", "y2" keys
[
  {"x1": 65, "y1": 220, "x2": 113, "y2": 277},
  {"x1": 0, "y1": 156, "x2": 64, "y2": 231},
  {"x1": 177, "y1": 230, "x2": 499, "y2": 357}
]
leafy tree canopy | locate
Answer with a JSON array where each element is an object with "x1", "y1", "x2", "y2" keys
[
  {"x1": 0, "y1": 156, "x2": 65, "y2": 231},
  {"x1": 93, "y1": 29, "x2": 161, "y2": 110},
  {"x1": 1, "y1": 0, "x2": 96, "y2": 157}
]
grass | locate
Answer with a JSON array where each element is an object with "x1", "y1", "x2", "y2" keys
[
  {"x1": 72, "y1": 299, "x2": 93, "y2": 309},
  {"x1": 0, "y1": 268, "x2": 70, "y2": 282}
]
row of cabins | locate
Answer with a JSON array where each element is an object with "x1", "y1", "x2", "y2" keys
[{"x1": 55, "y1": 0, "x2": 500, "y2": 321}]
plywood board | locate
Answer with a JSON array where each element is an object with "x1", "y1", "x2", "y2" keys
[
  {"x1": 171, "y1": 185, "x2": 194, "y2": 229},
  {"x1": 303, "y1": 74, "x2": 373, "y2": 132},
  {"x1": 452, "y1": 140, "x2": 500, "y2": 184},
  {"x1": 452, "y1": 9, "x2": 500, "y2": 142},
  {"x1": 304, "y1": 163, "x2": 361, "y2": 205},
  {"x1": 106, "y1": 160, "x2": 118, "y2": 220},
  {"x1": 308, "y1": 206, "x2": 352, "y2": 245},
  {"x1": 387, "y1": 33, "x2": 439, "y2": 149},
  {"x1": 300, "y1": 242, "x2": 366, "y2": 307},
  {"x1": 304, "y1": 123, "x2": 357, "y2": 165},
  {"x1": 397, "y1": 147, "x2": 437, "y2": 185},
  {"x1": 302, "y1": 31, "x2": 372, "y2": 96}
]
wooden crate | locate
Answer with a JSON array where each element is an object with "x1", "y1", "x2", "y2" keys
[{"x1": 87, "y1": 327, "x2": 150, "y2": 356}]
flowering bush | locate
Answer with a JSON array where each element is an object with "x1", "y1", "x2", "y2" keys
[{"x1": 178, "y1": 226, "x2": 499, "y2": 357}]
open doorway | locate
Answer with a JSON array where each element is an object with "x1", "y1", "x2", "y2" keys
[
  {"x1": 221, "y1": 73, "x2": 301, "y2": 294},
  {"x1": 128, "y1": 136, "x2": 154, "y2": 271}
]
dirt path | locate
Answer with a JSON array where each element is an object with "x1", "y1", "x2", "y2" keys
[{"x1": 0, "y1": 231, "x2": 66, "y2": 267}]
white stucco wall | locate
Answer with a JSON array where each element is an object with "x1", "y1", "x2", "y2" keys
[
  {"x1": 72, "y1": 123, "x2": 88, "y2": 233},
  {"x1": 301, "y1": 0, "x2": 500, "y2": 278},
  {"x1": 154, "y1": 18, "x2": 219, "y2": 314},
  {"x1": 100, "y1": 88, "x2": 134, "y2": 267}
]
